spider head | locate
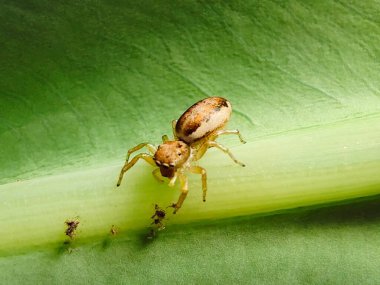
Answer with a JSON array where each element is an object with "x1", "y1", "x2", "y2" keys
[{"x1": 153, "y1": 141, "x2": 190, "y2": 178}]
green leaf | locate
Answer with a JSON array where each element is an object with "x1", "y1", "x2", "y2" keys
[
  {"x1": 1, "y1": 0, "x2": 380, "y2": 283},
  {"x1": 1, "y1": 197, "x2": 380, "y2": 284}
]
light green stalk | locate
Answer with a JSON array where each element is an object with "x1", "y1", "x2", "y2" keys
[{"x1": 1, "y1": 114, "x2": 379, "y2": 255}]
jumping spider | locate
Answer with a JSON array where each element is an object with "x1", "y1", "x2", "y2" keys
[{"x1": 117, "y1": 97, "x2": 246, "y2": 213}]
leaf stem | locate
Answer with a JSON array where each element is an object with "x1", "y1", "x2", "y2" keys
[{"x1": 1, "y1": 115, "x2": 380, "y2": 255}]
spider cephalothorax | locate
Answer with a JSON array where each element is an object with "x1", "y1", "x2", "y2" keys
[
  {"x1": 153, "y1": 141, "x2": 190, "y2": 178},
  {"x1": 117, "y1": 97, "x2": 246, "y2": 213}
]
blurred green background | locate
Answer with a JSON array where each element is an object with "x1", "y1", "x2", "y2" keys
[
  {"x1": 2, "y1": 0, "x2": 379, "y2": 183},
  {"x1": 1, "y1": 0, "x2": 380, "y2": 283}
]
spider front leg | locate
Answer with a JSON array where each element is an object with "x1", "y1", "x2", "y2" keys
[
  {"x1": 124, "y1": 143, "x2": 157, "y2": 163},
  {"x1": 117, "y1": 153, "x2": 156, "y2": 186},
  {"x1": 168, "y1": 173, "x2": 178, "y2": 187},
  {"x1": 171, "y1": 174, "x2": 188, "y2": 214},
  {"x1": 152, "y1": 168, "x2": 164, "y2": 183}
]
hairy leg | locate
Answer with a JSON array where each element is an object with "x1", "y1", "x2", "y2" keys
[
  {"x1": 205, "y1": 141, "x2": 246, "y2": 167},
  {"x1": 172, "y1": 174, "x2": 188, "y2": 214},
  {"x1": 168, "y1": 172, "x2": 178, "y2": 187},
  {"x1": 162, "y1": 135, "x2": 169, "y2": 142},
  {"x1": 215, "y1": 129, "x2": 246, "y2": 144},
  {"x1": 117, "y1": 153, "x2": 156, "y2": 186},
  {"x1": 124, "y1": 143, "x2": 156, "y2": 163},
  {"x1": 152, "y1": 168, "x2": 164, "y2": 183},
  {"x1": 189, "y1": 166, "x2": 207, "y2": 202},
  {"x1": 172, "y1": 120, "x2": 178, "y2": 139}
]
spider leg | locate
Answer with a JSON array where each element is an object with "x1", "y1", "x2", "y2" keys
[
  {"x1": 117, "y1": 153, "x2": 156, "y2": 186},
  {"x1": 124, "y1": 143, "x2": 157, "y2": 163},
  {"x1": 152, "y1": 168, "x2": 164, "y2": 183},
  {"x1": 172, "y1": 120, "x2": 178, "y2": 139},
  {"x1": 189, "y1": 166, "x2": 207, "y2": 202},
  {"x1": 204, "y1": 141, "x2": 246, "y2": 167},
  {"x1": 215, "y1": 129, "x2": 246, "y2": 144},
  {"x1": 168, "y1": 172, "x2": 178, "y2": 187},
  {"x1": 172, "y1": 174, "x2": 188, "y2": 214},
  {"x1": 162, "y1": 135, "x2": 169, "y2": 142}
]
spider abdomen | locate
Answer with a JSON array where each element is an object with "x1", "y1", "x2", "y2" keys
[{"x1": 175, "y1": 97, "x2": 232, "y2": 144}]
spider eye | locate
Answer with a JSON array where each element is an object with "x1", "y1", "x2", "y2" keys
[{"x1": 169, "y1": 163, "x2": 175, "y2": 167}]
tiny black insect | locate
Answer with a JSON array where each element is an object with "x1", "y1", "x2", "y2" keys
[{"x1": 65, "y1": 219, "x2": 80, "y2": 239}]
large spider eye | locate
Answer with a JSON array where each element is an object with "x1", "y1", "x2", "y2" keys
[{"x1": 169, "y1": 163, "x2": 175, "y2": 167}]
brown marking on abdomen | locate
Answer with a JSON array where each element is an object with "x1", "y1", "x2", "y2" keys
[{"x1": 175, "y1": 97, "x2": 231, "y2": 142}]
